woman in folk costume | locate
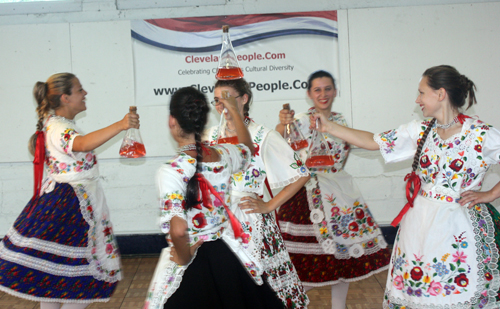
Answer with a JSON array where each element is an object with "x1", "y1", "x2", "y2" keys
[
  {"x1": 0, "y1": 73, "x2": 140, "y2": 309},
  {"x1": 144, "y1": 87, "x2": 284, "y2": 309},
  {"x1": 276, "y1": 70, "x2": 391, "y2": 309},
  {"x1": 310, "y1": 65, "x2": 500, "y2": 308},
  {"x1": 203, "y1": 78, "x2": 310, "y2": 308}
]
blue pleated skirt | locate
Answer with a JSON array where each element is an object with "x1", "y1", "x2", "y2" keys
[{"x1": 0, "y1": 182, "x2": 118, "y2": 303}]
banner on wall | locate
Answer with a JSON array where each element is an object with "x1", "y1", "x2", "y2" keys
[{"x1": 131, "y1": 11, "x2": 338, "y2": 106}]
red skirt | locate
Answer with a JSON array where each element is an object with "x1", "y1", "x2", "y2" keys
[{"x1": 278, "y1": 187, "x2": 391, "y2": 285}]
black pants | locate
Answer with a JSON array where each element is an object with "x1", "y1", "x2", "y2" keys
[{"x1": 165, "y1": 239, "x2": 284, "y2": 309}]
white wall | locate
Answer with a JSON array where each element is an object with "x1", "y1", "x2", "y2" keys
[{"x1": 1, "y1": 0, "x2": 500, "y2": 236}]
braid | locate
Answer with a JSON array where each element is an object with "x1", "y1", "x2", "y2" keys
[
  {"x1": 29, "y1": 81, "x2": 50, "y2": 155},
  {"x1": 170, "y1": 87, "x2": 210, "y2": 211},
  {"x1": 29, "y1": 74, "x2": 76, "y2": 155},
  {"x1": 184, "y1": 135, "x2": 204, "y2": 210},
  {"x1": 33, "y1": 81, "x2": 49, "y2": 131},
  {"x1": 411, "y1": 118, "x2": 436, "y2": 171}
]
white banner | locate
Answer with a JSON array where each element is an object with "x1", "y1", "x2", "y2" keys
[{"x1": 131, "y1": 11, "x2": 339, "y2": 107}]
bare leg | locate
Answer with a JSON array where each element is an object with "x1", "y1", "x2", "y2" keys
[
  {"x1": 60, "y1": 304, "x2": 90, "y2": 309},
  {"x1": 331, "y1": 282, "x2": 349, "y2": 309},
  {"x1": 40, "y1": 303, "x2": 60, "y2": 309}
]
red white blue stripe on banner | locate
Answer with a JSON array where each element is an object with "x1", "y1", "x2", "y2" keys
[{"x1": 131, "y1": 11, "x2": 338, "y2": 53}]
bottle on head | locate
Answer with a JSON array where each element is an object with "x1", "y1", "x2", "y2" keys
[{"x1": 215, "y1": 25, "x2": 244, "y2": 80}]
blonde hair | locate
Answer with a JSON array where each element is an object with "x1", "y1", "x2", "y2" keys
[{"x1": 29, "y1": 73, "x2": 76, "y2": 155}]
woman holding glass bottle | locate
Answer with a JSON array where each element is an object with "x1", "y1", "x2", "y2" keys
[{"x1": 276, "y1": 70, "x2": 391, "y2": 309}]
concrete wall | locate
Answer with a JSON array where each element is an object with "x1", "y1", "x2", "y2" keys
[{"x1": 1, "y1": 0, "x2": 500, "y2": 236}]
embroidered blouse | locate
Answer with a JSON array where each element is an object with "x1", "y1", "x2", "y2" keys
[{"x1": 156, "y1": 144, "x2": 251, "y2": 246}]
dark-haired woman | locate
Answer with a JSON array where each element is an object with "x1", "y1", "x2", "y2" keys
[
  {"x1": 0, "y1": 73, "x2": 139, "y2": 309},
  {"x1": 310, "y1": 65, "x2": 500, "y2": 308},
  {"x1": 276, "y1": 70, "x2": 391, "y2": 309},
  {"x1": 204, "y1": 79, "x2": 310, "y2": 308},
  {"x1": 145, "y1": 87, "x2": 284, "y2": 309}
]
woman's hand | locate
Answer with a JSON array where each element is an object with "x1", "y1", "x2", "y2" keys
[
  {"x1": 169, "y1": 239, "x2": 203, "y2": 265},
  {"x1": 72, "y1": 111, "x2": 140, "y2": 152},
  {"x1": 279, "y1": 108, "x2": 295, "y2": 126},
  {"x1": 120, "y1": 112, "x2": 140, "y2": 131},
  {"x1": 218, "y1": 91, "x2": 240, "y2": 117},
  {"x1": 309, "y1": 112, "x2": 334, "y2": 133},
  {"x1": 459, "y1": 190, "x2": 496, "y2": 208},
  {"x1": 239, "y1": 196, "x2": 272, "y2": 214}
]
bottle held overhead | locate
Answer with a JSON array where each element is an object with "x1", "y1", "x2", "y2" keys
[{"x1": 217, "y1": 90, "x2": 239, "y2": 145}]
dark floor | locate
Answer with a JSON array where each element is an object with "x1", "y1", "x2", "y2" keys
[{"x1": 0, "y1": 255, "x2": 388, "y2": 309}]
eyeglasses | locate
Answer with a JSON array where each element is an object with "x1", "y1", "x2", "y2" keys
[{"x1": 211, "y1": 95, "x2": 242, "y2": 106}]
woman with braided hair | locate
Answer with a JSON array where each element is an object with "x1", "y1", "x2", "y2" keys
[
  {"x1": 145, "y1": 87, "x2": 284, "y2": 309},
  {"x1": 310, "y1": 65, "x2": 500, "y2": 308},
  {"x1": 0, "y1": 73, "x2": 139, "y2": 309},
  {"x1": 203, "y1": 78, "x2": 310, "y2": 308}
]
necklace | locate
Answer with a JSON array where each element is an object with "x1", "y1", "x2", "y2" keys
[
  {"x1": 436, "y1": 116, "x2": 459, "y2": 129},
  {"x1": 178, "y1": 142, "x2": 211, "y2": 153},
  {"x1": 178, "y1": 144, "x2": 196, "y2": 152}
]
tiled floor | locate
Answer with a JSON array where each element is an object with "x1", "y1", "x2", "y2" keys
[{"x1": 0, "y1": 255, "x2": 388, "y2": 309}]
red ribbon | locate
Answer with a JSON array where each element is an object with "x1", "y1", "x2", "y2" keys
[
  {"x1": 196, "y1": 174, "x2": 244, "y2": 239},
  {"x1": 457, "y1": 113, "x2": 471, "y2": 124},
  {"x1": 391, "y1": 114, "x2": 470, "y2": 227},
  {"x1": 28, "y1": 130, "x2": 45, "y2": 218},
  {"x1": 200, "y1": 144, "x2": 211, "y2": 156},
  {"x1": 391, "y1": 171, "x2": 421, "y2": 227}
]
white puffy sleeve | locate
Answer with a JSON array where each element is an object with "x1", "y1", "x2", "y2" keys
[
  {"x1": 483, "y1": 125, "x2": 500, "y2": 165},
  {"x1": 47, "y1": 119, "x2": 82, "y2": 160},
  {"x1": 261, "y1": 130, "x2": 309, "y2": 189},
  {"x1": 373, "y1": 119, "x2": 424, "y2": 163},
  {"x1": 156, "y1": 163, "x2": 189, "y2": 234}
]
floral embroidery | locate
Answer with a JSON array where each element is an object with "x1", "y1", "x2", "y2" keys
[
  {"x1": 75, "y1": 184, "x2": 120, "y2": 278},
  {"x1": 60, "y1": 128, "x2": 77, "y2": 154},
  {"x1": 414, "y1": 119, "x2": 493, "y2": 200},
  {"x1": 233, "y1": 126, "x2": 267, "y2": 189},
  {"x1": 389, "y1": 232, "x2": 475, "y2": 299},
  {"x1": 379, "y1": 130, "x2": 398, "y2": 154},
  {"x1": 289, "y1": 152, "x2": 304, "y2": 170},
  {"x1": 46, "y1": 152, "x2": 96, "y2": 175},
  {"x1": 328, "y1": 199, "x2": 379, "y2": 241}
]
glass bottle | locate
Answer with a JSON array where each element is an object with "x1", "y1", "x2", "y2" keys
[
  {"x1": 119, "y1": 106, "x2": 146, "y2": 158},
  {"x1": 305, "y1": 118, "x2": 335, "y2": 168},
  {"x1": 216, "y1": 90, "x2": 239, "y2": 145},
  {"x1": 282, "y1": 103, "x2": 308, "y2": 151},
  {"x1": 215, "y1": 25, "x2": 244, "y2": 80}
]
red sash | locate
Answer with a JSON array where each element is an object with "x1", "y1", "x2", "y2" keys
[
  {"x1": 196, "y1": 174, "x2": 244, "y2": 238},
  {"x1": 28, "y1": 131, "x2": 45, "y2": 218}
]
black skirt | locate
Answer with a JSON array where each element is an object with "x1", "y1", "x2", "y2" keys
[{"x1": 165, "y1": 239, "x2": 284, "y2": 309}]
